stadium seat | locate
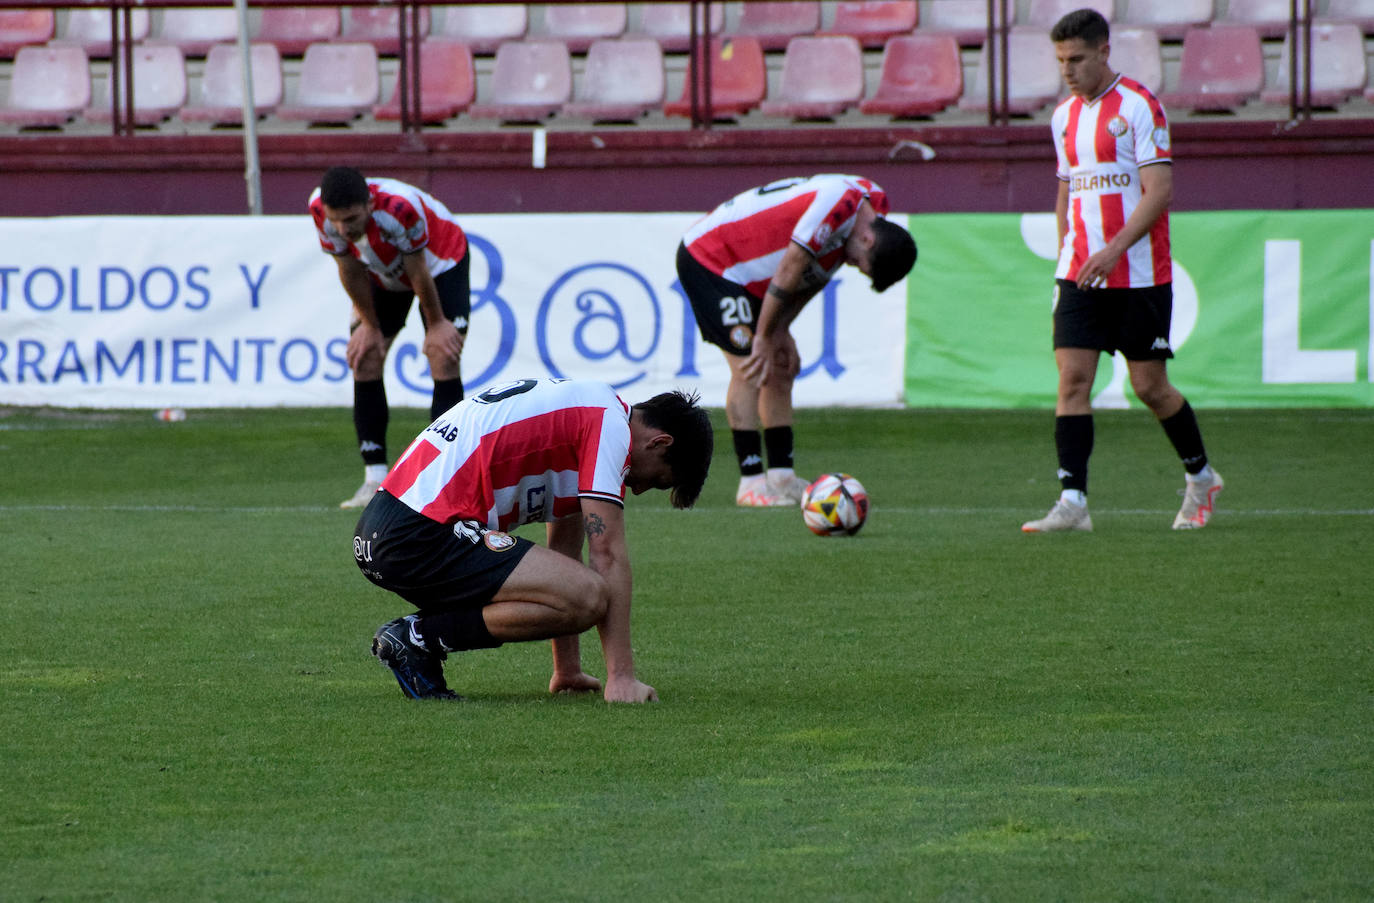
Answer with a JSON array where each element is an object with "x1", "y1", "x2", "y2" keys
[
  {"x1": 275, "y1": 41, "x2": 380, "y2": 124},
  {"x1": 859, "y1": 33, "x2": 962, "y2": 118},
  {"x1": 759, "y1": 35, "x2": 864, "y2": 119},
  {"x1": 374, "y1": 38, "x2": 475, "y2": 122},
  {"x1": 1219, "y1": 0, "x2": 1293, "y2": 39},
  {"x1": 180, "y1": 42, "x2": 284, "y2": 125},
  {"x1": 340, "y1": 7, "x2": 431, "y2": 56},
  {"x1": 733, "y1": 1, "x2": 820, "y2": 51},
  {"x1": 434, "y1": 4, "x2": 528, "y2": 54},
  {"x1": 1260, "y1": 22, "x2": 1367, "y2": 108},
  {"x1": 1024, "y1": 0, "x2": 1113, "y2": 28},
  {"x1": 1324, "y1": 0, "x2": 1374, "y2": 35},
  {"x1": 826, "y1": 1, "x2": 919, "y2": 49},
  {"x1": 1109, "y1": 27, "x2": 1163, "y2": 95},
  {"x1": 562, "y1": 37, "x2": 663, "y2": 122},
  {"x1": 919, "y1": 0, "x2": 995, "y2": 46},
  {"x1": 536, "y1": 3, "x2": 627, "y2": 53},
  {"x1": 468, "y1": 40, "x2": 571, "y2": 122},
  {"x1": 1160, "y1": 25, "x2": 1263, "y2": 113},
  {"x1": 636, "y1": 2, "x2": 724, "y2": 53},
  {"x1": 663, "y1": 35, "x2": 765, "y2": 119},
  {"x1": 0, "y1": 9, "x2": 54, "y2": 58},
  {"x1": 959, "y1": 27, "x2": 1062, "y2": 115},
  {"x1": 0, "y1": 44, "x2": 90, "y2": 127},
  {"x1": 85, "y1": 43, "x2": 186, "y2": 126},
  {"x1": 255, "y1": 6, "x2": 340, "y2": 57},
  {"x1": 55, "y1": 8, "x2": 150, "y2": 59},
  {"x1": 1118, "y1": 0, "x2": 1214, "y2": 42},
  {"x1": 153, "y1": 8, "x2": 239, "y2": 57}
]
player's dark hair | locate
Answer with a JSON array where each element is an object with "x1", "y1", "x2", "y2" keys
[
  {"x1": 869, "y1": 218, "x2": 917, "y2": 293},
  {"x1": 634, "y1": 390, "x2": 713, "y2": 509},
  {"x1": 1051, "y1": 8, "x2": 1110, "y2": 45},
  {"x1": 319, "y1": 166, "x2": 370, "y2": 208}
]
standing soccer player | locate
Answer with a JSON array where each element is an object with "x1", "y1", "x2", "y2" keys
[
  {"x1": 310, "y1": 166, "x2": 471, "y2": 509},
  {"x1": 353, "y1": 378, "x2": 713, "y2": 703},
  {"x1": 1022, "y1": 9, "x2": 1223, "y2": 533},
  {"x1": 677, "y1": 174, "x2": 916, "y2": 507}
]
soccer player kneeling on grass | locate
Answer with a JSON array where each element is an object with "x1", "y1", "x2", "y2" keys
[{"x1": 352, "y1": 378, "x2": 713, "y2": 703}]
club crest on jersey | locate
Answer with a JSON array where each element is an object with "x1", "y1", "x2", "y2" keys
[
  {"x1": 1106, "y1": 116, "x2": 1128, "y2": 138},
  {"x1": 730, "y1": 324, "x2": 753, "y2": 349},
  {"x1": 484, "y1": 531, "x2": 517, "y2": 552}
]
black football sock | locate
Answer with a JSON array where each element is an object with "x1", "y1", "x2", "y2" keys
[
  {"x1": 417, "y1": 608, "x2": 502, "y2": 654},
  {"x1": 353, "y1": 379, "x2": 389, "y2": 466},
  {"x1": 1055, "y1": 414, "x2": 1093, "y2": 493},
  {"x1": 1160, "y1": 400, "x2": 1209, "y2": 475},
  {"x1": 763, "y1": 425, "x2": 795, "y2": 471},
  {"x1": 733, "y1": 430, "x2": 764, "y2": 476},
  {"x1": 430, "y1": 377, "x2": 465, "y2": 421}
]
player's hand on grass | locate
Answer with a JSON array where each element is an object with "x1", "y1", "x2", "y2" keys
[
  {"x1": 423, "y1": 319, "x2": 465, "y2": 365},
  {"x1": 549, "y1": 671, "x2": 602, "y2": 695},
  {"x1": 604, "y1": 677, "x2": 658, "y2": 703}
]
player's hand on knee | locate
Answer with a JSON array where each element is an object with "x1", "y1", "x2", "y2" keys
[
  {"x1": 604, "y1": 677, "x2": 658, "y2": 703},
  {"x1": 549, "y1": 671, "x2": 602, "y2": 695}
]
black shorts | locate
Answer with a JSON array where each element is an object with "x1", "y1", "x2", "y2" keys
[
  {"x1": 676, "y1": 242, "x2": 760, "y2": 355},
  {"x1": 353, "y1": 489, "x2": 533, "y2": 612},
  {"x1": 1052, "y1": 278, "x2": 1175, "y2": 360},
  {"x1": 365, "y1": 253, "x2": 472, "y2": 340}
]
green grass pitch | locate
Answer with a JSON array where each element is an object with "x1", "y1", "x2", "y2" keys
[{"x1": 2, "y1": 404, "x2": 1371, "y2": 901}]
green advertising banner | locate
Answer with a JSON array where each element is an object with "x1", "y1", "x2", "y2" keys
[{"x1": 904, "y1": 210, "x2": 1374, "y2": 408}]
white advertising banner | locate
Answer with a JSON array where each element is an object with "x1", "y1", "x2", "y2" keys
[{"x1": 0, "y1": 214, "x2": 908, "y2": 409}]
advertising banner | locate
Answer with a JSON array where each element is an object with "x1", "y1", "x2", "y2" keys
[
  {"x1": 0, "y1": 214, "x2": 910, "y2": 409},
  {"x1": 905, "y1": 209, "x2": 1374, "y2": 408}
]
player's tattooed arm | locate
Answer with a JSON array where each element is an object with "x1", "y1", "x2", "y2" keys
[{"x1": 583, "y1": 512, "x2": 606, "y2": 538}]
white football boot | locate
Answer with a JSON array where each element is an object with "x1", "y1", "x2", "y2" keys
[
  {"x1": 1173, "y1": 469, "x2": 1224, "y2": 530},
  {"x1": 1021, "y1": 499, "x2": 1093, "y2": 533},
  {"x1": 735, "y1": 474, "x2": 790, "y2": 507},
  {"x1": 765, "y1": 468, "x2": 811, "y2": 506},
  {"x1": 340, "y1": 479, "x2": 382, "y2": 509}
]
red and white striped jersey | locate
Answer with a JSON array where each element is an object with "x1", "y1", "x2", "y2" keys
[
  {"x1": 380, "y1": 378, "x2": 632, "y2": 529},
  {"x1": 309, "y1": 177, "x2": 468, "y2": 292},
  {"x1": 682, "y1": 174, "x2": 890, "y2": 299},
  {"x1": 1052, "y1": 75, "x2": 1172, "y2": 288}
]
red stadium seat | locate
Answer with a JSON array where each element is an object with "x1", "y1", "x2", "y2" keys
[
  {"x1": 153, "y1": 8, "x2": 239, "y2": 57},
  {"x1": 562, "y1": 37, "x2": 663, "y2": 122},
  {"x1": 919, "y1": 0, "x2": 995, "y2": 46},
  {"x1": 826, "y1": 1, "x2": 919, "y2": 49},
  {"x1": 859, "y1": 33, "x2": 962, "y2": 118},
  {"x1": 1119, "y1": 0, "x2": 1214, "y2": 42},
  {"x1": 374, "y1": 38, "x2": 475, "y2": 123},
  {"x1": 1260, "y1": 22, "x2": 1367, "y2": 107},
  {"x1": 760, "y1": 35, "x2": 864, "y2": 120},
  {"x1": 0, "y1": 8, "x2": 54, "y2": 58},
  {"x1": 180, "y1": 42, "x2": 284, "y2": 125},
  {"x1": 1109, "y1": 26, "x2": 1163, "y2": 95},
  {"x1": 434, "y1": 4, "x2": 528, "y2": 55},
  {"x1": 537, "y1": 3, "x2": 627, "y2": 53},
  {"x1": 276, "y1": 41, "x2": 380, "y2": 124},
  {"x1": 255, "y1": 6, "x2": 340, "y2": 57},
  {"x1": 1219, "y1": 0, "x2": 1293, "y2": 39},
  {"x1": 340, "y1": 7, "x2": 431, "y2": 57},
  {"x1": 86, "y1": 43, "x2": 186, "y2": 126},
  {"x1": 959, "y1": 27, "x2": 1062, "y2": 114},
  {"x1": 636, "y1": 3, "x2": 724, "y2": 53},
  {"x1": 55, "y1": 8, "x2": 150, "y2": 59},
  {"x1": 663, "y1": 35, "x2": 765, "y2": 120},
  {"x1": 733, "y1": 1, "x2": 820, "y2": 51},
  {"x1": 1324, "y1": 0, "x2": 1374, "y2": 35},
  {"x1": 1161, "y1": 25, "x2": 1263, "y2": 113},
  {"x1": 468, "y1": 40, "x2": 572, "y2": 122},
  {"x1": 0, "y1": 44, "x2": 90, "y2": 127}
]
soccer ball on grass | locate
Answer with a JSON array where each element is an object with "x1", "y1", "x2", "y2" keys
[{"x1": 800, "y1": 473, "x2": 869, "y2": 536}]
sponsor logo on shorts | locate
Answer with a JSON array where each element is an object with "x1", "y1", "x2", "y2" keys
[
  {"x1": 730, "y1": 324, "x2": 753, "y2": 349},
  {"x1": 1107, "y1": 115, "x2": 1128, "y2": 138},
  {"x1": 484, "y1": 531, "x2": 517, "y2": 552}
]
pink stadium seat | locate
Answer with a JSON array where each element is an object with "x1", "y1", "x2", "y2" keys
[
  {"x1": 537, "y1": 3, "x2": 627, "y2": 53},
  {"x1": 1119, "y1": 0, "x2": 1214, "y2": 42},
  {"x1": 636, "y1": 3, "x2": 724, "y2": 53},
  {"x1": 1260, "y1": 22, "x2": 1367, "y2": 107},
  {"x1": 1025, "y1": 0, "x2": 1113, "y2": 28},
  {"x1": 1324, "y1": 0, "x2": 1374, "y2": 35},
  {"x1": 55, "y1": 8, "x2": 150, "y2": 59},
  {"x1": 1220, "y1": 0, "x2": 1293, "y2": 39},
  {"x1": 733, "y1": 1, "x2": 821, "y2": 51},
  {"x1": 256, "y1": 6, "x2": 340, "y2": 57},
  {"x1": 760, "y1": 35, "x2": 864, "y2": 119},
  {"x1": 1109, "y1": 27, "x2": 1163, "y2": 95},
  {"x1": 959, "y1": 27, "x2": 1062, "y2": 114},
  {"x1": 1161, "y1": 25, "x2": 1263, "y2": 113},
  {"x1": 154, "y1": 8, "x2": 239, "y2": 57},
  {"x1": 562, "y1": 37, "x2": 663, "y2": 121},
  {"x1": 919, "y1": 0, "x2": 995, "y2": 46},
  {"x1": 0, "y1": 9, "x2": 55, "y2": 58},
  {"x1": 0, "y1": 44, "x2": 90, "y2": 126},
  {"x1": 663, "y1": 35, "x2": 765, "y2": 119},
  {"x1": 86, "y1": 43, "x2": 186, "y2": 126},
  {"x1": 180, "y1": 42, "x2": 284, "y2": 125},
  {"x1": 434, "y1": 4, "x2": 528, "y2": 54},
  {"x1": 826, "y1": 1, "x2": 919, "y2": 49},
  {"x1": 859, "y1": 33, "x2": 962, "y2": 117},
  {"x1": 468, "y1": 40, "x2": 571, "y2": 122},
  {"x1": 276, "y1": 41, "x2": 380, "y2": 124},
  {"x1": 340, "y1": 7, "x2": 431, "y2": 56},
  {"x1": 374, "y1": 38, "x2": 475, "y2": 122}
]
